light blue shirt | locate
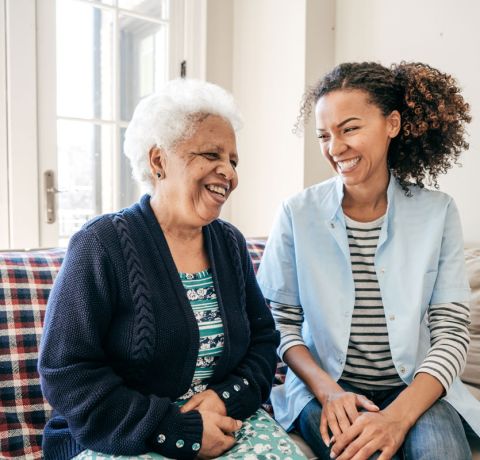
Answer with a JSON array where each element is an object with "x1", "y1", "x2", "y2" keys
[{"x1": 257, "y1": 175, "x2": 480, "y2": 434}]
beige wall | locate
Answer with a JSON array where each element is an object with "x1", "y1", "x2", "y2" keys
[
  {"x1": 335, "y1": 0, "x2": 480, "y2": 245},
  {"x1": 205, "y1": 0, "x2": 234, "y2": 221},
  {"x1": 229, "y1": 0, "x2": 305, "y2": 237},
  {"x1": 205, "y1": 0, "x2": 480, "y2": 244},
  {"x1": 206, "y1": 0, "x2": 334, "y2": 236}
]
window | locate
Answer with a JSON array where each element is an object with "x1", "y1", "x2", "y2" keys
[{"x1": 55, "y1": 0, "x2": 172, "y2": 246}]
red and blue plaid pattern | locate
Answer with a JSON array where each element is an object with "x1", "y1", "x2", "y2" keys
[
  {"x1": 246, "y1": 238, "x2": 287, "y2": 402},
  {"x1": 0, "y1": 249, "x2": 65, "y2": 459},
  {"x1": 246, "y1": 238, "x2": 267, "y2": 274}
]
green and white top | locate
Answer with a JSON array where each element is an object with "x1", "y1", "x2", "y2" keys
[{"x1": 176, "y1": 269, "x2": 224, "y2": 404}]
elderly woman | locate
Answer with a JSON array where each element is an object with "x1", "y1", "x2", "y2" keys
[
  {"x1": 258, "y1": 62, "x2": 480, "y2": 459},
  {"x1": 39, "y1": 79, "x2": 306, "y2": 460}
]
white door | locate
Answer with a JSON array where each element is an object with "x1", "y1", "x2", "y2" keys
[{"x1": 36, "y1": 0, "x2": 192, "y2": 248}]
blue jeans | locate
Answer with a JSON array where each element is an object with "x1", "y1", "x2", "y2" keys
[{"x1": 295, "y1": 380, "x2": 472, "y2": 460}]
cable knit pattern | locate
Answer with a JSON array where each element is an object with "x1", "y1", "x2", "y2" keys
[
  {"x1": 218, "y1": 220, "x2": 246, "y2": 315},
  {"x1": 112, "y1": 214, "x2": 156, "y2": 365},
  {"x1": 39, "y1": 194, "x2": 278, "y2": 459}
]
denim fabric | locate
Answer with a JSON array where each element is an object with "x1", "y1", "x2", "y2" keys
[{"x1": 295, "y1": 381, "x2": 471, "y2": 460}]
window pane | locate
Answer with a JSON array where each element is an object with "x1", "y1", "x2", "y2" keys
[
  {"x1": 56, "y1": 0, "x2": 114, "y2": 120},
  {"x1": 119, "y1": 127, "x2": 141, "y2": 208},
  {"x1": 119, "y1": 15, "x2": 167, "y2": 121},
  {"x1": 118, "y1": 0, "x2": 169, "y2": 20},
  {"x1": 57, "y1": 120, "x2": 113, "y2": 246}
]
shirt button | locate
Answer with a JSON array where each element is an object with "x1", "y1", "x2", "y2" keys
[
  {"x1": 157, "y1": 434, "x2": 166, "y2": 444},
  {"x1": 344, "y1": 311, "x2": 350, "y2": 318},
  {"x1": 389, "y1": 314, "x2": 396, "y2": 321},
  {"x1": 380, "y1": 267, "x2": 386, "y2": 274},
  {"x1": 222, "y1": 391, "x2": 230, "y2": 399},
  {"x1": 330, "y1": 222, "x2": 335, "y2": 229},
  {"x1": 233, "y1": 384, "x2": 241, "y2": 392},
  {"x1": 400, "y1": 366, "x2": 406, "y2": 374},
  {"x1": 192, "y1": 443, "x2": 201, "y2": 451},
  {"x1": 176, "y1": 439, "x2": 185, "y2": 448}
]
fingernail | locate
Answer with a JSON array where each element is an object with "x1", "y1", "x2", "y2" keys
[
  {"x1": 236, "y1": 420, "x2": 242, "y2": 428},
  {"x1": 330, "y1": 451, "x2": 337, "y2": 459}
]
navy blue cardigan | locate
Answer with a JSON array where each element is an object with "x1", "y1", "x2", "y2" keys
[{"x1": 39, "y1": 195, "x2": 279, "y2": 460}]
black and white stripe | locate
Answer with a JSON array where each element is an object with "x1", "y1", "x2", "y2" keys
[
  {"x1": 342, "y1": 215, "x2": 404, "y2": 389},
  {"x1": 270, "y1": 301, "x2": 305, "y2": 359},
  {"x1": 270, "y1": 214, "x2": 470, "y2": 391},
  {"x1": 415, "y1": 301, "x2": 470, "y2": 389}
]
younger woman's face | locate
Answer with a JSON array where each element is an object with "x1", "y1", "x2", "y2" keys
[{"x1": 315, "y1": 89, "x2": 400, "y2": 191}]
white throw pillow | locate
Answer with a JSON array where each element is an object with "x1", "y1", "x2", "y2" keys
[{"x1": 462, "y1": 248, "x2": 480, "y2": 388}]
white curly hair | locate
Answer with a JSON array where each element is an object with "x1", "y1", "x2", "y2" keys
[{"x1": 123, "y1": 78, "x2": 243, "y2": 194}]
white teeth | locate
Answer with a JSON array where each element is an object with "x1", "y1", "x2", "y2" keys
[
  {"x1": 337, "y1": 157, "x2": 360, "y2": 171},
  {"x1": 206, "y1": 184, "x2": 228, "y2": 196}
]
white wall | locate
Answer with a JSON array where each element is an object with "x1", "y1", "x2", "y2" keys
[
  {"x1": 335, "y1": 0, "x2": 480, "y2": 245},
  {"x1": 228, "y1": 0, "x2": 305, "y2": 236},
  {"x1": 205, "y1": 0, "x2": 234, "y2": 222},
  {"x1": 205, "y1": 0, "x2": 480, "y2": 244},
  {"x1": 218, "y1": 0, "x2": 335, "y2": 237}
]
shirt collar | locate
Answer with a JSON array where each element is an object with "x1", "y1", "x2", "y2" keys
[{"x1": 330, "y1": 172, "x2": 398, "y2": 221}]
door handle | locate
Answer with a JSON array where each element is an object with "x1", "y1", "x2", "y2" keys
[{"x1": 44, "y1": 170, "x2": 60, "y2": 224}]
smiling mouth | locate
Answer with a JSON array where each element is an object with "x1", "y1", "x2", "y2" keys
[
  {"x1": 337, "y1": 157, "x2": 360, "y2": 172},
  {"x1": 205, "y1": 184, "x2": 229, "y2": 197}
]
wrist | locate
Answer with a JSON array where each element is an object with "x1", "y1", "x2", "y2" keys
[
  {"x1": 382, "y1": 403, "x2": 415, "y2": 432},
  {"x1": 313, "y1": 382, "x2": 344, "y2": 407}
]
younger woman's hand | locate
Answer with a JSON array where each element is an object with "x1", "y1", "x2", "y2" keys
[
  {"x1": 329, "y1": 410, "x2": 406, "y2": 460},
  {"x1": 197, "y1": 410, "x2": 242, "y2": 459},
  {"x1": 320, "y1": 391, "x2": 379, "y2": 447},
  {"x1": 180, "y1": 389, "x2": 227, "y2": 416}
]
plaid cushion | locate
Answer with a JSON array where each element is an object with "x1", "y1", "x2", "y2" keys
[
  {"x1": 246, "y1": 238, "x2": 288, "y2": 416},
  {"x1": 0, "y1": 249, "x2": 65, "y2": 459},
  {"x1": 246, "y1": 238, "x2": 266, "y2": 274}
]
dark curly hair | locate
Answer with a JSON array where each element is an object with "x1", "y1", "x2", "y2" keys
[{"x1": 296, "y1": 62, "x2": 471, "y2": 192}]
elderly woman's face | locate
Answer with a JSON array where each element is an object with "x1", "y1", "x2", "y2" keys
[{"x1": 155, "y1": 115, "x2": 238, "y2": 227}]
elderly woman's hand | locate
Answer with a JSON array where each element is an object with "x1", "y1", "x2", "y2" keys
[
  {"x1": 320, "y1": 390, "x2": 379, "y2": 447},
  {"x1": 180, "y1": 389, "x2": 227, "y2": 416},
  {"x1": 197, "y1": 410, "x2": 242, "y2": 459}
]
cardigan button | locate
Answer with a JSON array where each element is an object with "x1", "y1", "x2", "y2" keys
[
  {"x1": 176, "y1": 439, "x2": 185, "y2": 448},
  {"x1": 222, "y1": 391, "x2": 230, "y2": 399},
  {"x1": 233, "y1": 384, "x2": 241, "y2": 392},
  {"x1": 192, "y1": 443, "x2": 201, "y2": 451},
  {"x1": 157, "y1": 434, "x2": 166, "y2": 444},
  {"x1": 243, "y1": 378, "x2": 249, "y2": 386}
]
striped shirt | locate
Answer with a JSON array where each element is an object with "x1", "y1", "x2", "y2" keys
[
  {"x1": 270, "y1": 215, "x2": 470, "y2": 391},
  {"x1": 176, "y1": 269, "x2": 224, "y2": 404},
  {"x1": 342, "y1": 215, "x2": 403, "y2": 388}
]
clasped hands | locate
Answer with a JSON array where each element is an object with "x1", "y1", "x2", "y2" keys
[
  {"x1": 180, "y1": 389, "x2": 242, "y2": 459},
  {"x1": 320, "y1": 390, "x2": 407, "y2": 460}
]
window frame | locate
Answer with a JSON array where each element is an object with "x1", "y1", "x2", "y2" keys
[
  {"x1": 0, "y1": 0, "x2": 9, "y2": 248},
  {"x1": 2, "y1": 0, "x2": 40, "y2": 249}
]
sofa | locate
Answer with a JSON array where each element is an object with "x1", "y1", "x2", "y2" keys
[{"x1": 0, "y1": 240, "x2": 479, "y2": 459}]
